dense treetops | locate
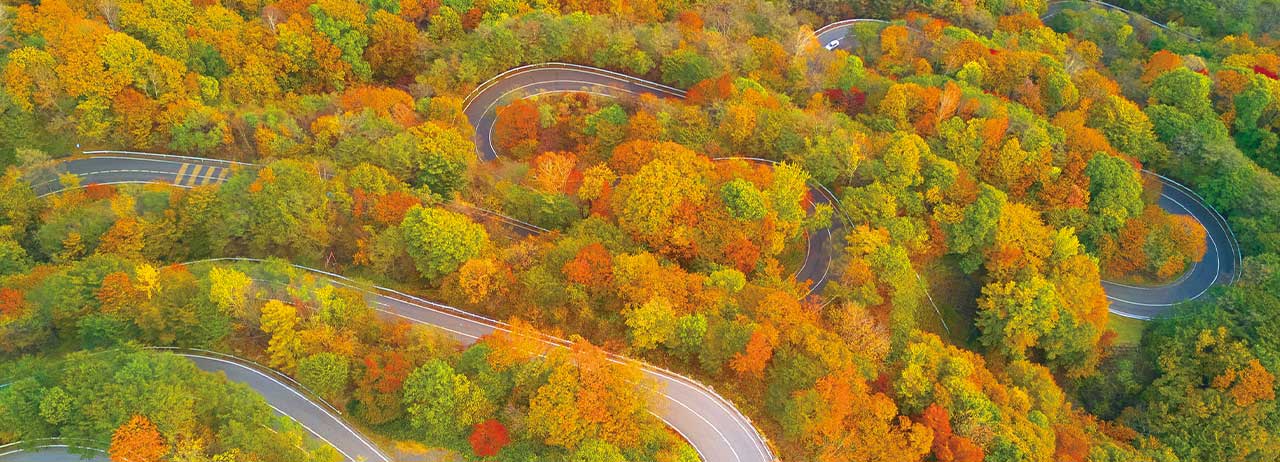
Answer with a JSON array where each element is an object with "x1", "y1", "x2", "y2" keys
[
  {"x1": 0, "y1": 348, "x2": 341, "y2": 462},
  {"x1": 2, "y1": 0, "x2": 1280, "y2": 461}
]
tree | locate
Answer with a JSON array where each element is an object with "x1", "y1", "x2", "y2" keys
[
  {"x1": 611, "y1": 142, "x2": 711, "y2": 254},
  {"x1": 570, "y1": 439, "x2": 626, "y2": 462},
  {"x1": 624, "y1": 296, "x2": 678, "y2": 351},
  {"x1": 411, "y1": 122, "x2": 474, "y2": 197},
  {"x1": 721, "y1": 178, "x2": 768, "y2": 220},
  {"x1": 468, "y1": 419, "x2": 510, "y2": 457},
  {"x1": 1087, "y1": 95, "x2": 1168, "y2": 167},
  {"x1": 207, "y1": 266, "x2": 253, "y2": 321},
  {"x1": 660, "y1": 48, "x2": 714, "y2": 88},
  {"x1": 402, "y1": 359, "x2": 493, "y2": 445},
  {"x1": 455, "y1": 257, "x2": 510, "y2": 304},
  {"x1": 562, "y1": 243, "x2": 613, "y2": 288},
  {"x1": 976, "y1": 277, "x2": 1061, "y2": 360},
  {"x1": 939, "y1": 184, "x2": 1006, "y2": 273},
  {"x1": 37, "y1": 386, "x2": 73, "y2": 426},
  {"x1": 0, "y1": 239, "x2": 32, "y2": 277},
  {"x1": 298, "y1": 352, "x2": 350, "y2": 403},
  {"x1": 787, "y1": 370, "x2": 932, "y2": 462},
  {"x1": 399, "y1": 206, "x2": 490, "y2": 282},
  {"x1": 1084, "y1": 154, "x2": 1144, "y2": 239},
  {"x1": 493, "y1": 99, "x2": 539, "y2": 158},
  {"x1": 96, "y1": 217, "x2": 144, "y2": 260},
  {"x1": 366, "y1": 10, "x2": 420, "y2": 79},
  {"x1": 221, "y1": 160, "x2": 332, "y2": 260},
  {"x1": 527, "y1": 359, "x2": 588, "y2": 448},
  {"x1": 110, "y1": 415, "x2": 168, "y2": 462},
  {"x1": 260, "y1": 300, "x2": 302, "y2": 371},
  {"x1": 731, "y1": 323, "x2": 778, "y2": 378},
  {"x1": 309, "y1": 0, "x2": 372, "y2": 81},
  {"x1": 529, "y1": 151, "x2": 578, "y2": 194},
  {"x1": 920, "y1": 404, "x2": 983, "y2": 462}
]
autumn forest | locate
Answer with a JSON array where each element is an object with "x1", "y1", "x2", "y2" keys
[{"x1": 2, "y1": 0, "x2": 1280, "y2": 461}]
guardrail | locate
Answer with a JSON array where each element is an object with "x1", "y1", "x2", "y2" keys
[
  {"x1": 185, "y1": 256, "x2": 776, "y2": 462},
  {"x1": 1142, "y1": 170, "x2": 1243, "y2": 284},
  {"x1": 1041, "y1": 0, "x2": 1201, "y2": 42},
  {"x1": 81, "y1": 150, "x2": 256, "y2": 166},
  {"x1": 462, "y1": 62, "x2": 687, "y2": 117},
  {"x1": 0, "y1": 438, "x2": 110, "y2": 460}
]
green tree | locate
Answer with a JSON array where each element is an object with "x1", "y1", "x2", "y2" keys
[
  {"x1": 660, "y1": 48, "x2": 714, "y2": 88},
  {"x1": 1084, "y1": 154, "x2": 1144, "y2": 239},
  {"x1": 298, "y1": 353, "x2": 350, "y2": 403},
  {"x1": 310, "y1": 2, "x2": 372, "y2": 81},
  {"x1": 976, "y1": 277, "x2": 1062, "y2": 360},
  {"x1": 411, "y1": 122, "x2": 474, "y2": 197},
  {"x1": 1087, "y1": 95, "x2": 1168, "y2": 167},
  {"x1": 570, "y1": 439, "x2": 626, "y2": 462},
  {"x1": 399, "y1": 206, "x2": 490, "y2": 282},
  {"x1": 720, "y1": 178, "x2": 767, "y2": 220},
  {"x1": 402, "y1": 359, "x2": 494, "y2": 445},
  {"x1": 940, "y1": 184, "x2": 1006, "y2": 273},
  {"x1": 37, "y1": 386, "x2": 73, "y2": 426}
]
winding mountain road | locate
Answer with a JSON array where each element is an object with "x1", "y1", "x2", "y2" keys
[
  {"x1": 179, "y1": 351, "x2": 391, "y2": 462},
  {"x1": 21, "y1": 10, "x2": 1235, "y2": 462},
  {"x1": 0, "y1": 440, "x2": 107, "y2": 461},
  {"x1": 201, "y1": 257, "x2": 776, "y2": 462},
  {"x1": 0, "y1": 349, "x2": 389, "y2": 462},
  {"x1": 461, "y1": 63, "x2": 839, "y2": 295}
]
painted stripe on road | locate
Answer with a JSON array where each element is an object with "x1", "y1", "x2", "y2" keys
[
  {"x1": 185, "y1": 165, "x2": 206, "y2": 186},
  {"x1": 174, "y1": 163, "x2": 192, "y2": 184}
]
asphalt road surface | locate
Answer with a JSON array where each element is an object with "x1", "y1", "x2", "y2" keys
[
  {"x1": 1101, "y1": 172, "x2": 1240, "y2": 319},
  {"x1": 461, "y1": 63, "x2": 837, "y2": 295},
  {"x1": 181, "y1": 352, "x2": 391, "y2": 462},
  {"x1": 0, "y1": 351, "x2": 389, "y2": 462},
  {"x1": 0, "y1": 444, "x2": 107, "y2": 461},
  {"x1": 28, "y1": 152, "x2": 244, "y2": 197},
  {"x1": 25, "y1": 13, "x2": 1234, "y2": 462}
]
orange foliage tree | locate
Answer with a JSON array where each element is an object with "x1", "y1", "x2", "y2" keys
[{"x1": 109, "y1": 415, "x2": 168, "y2": 462}]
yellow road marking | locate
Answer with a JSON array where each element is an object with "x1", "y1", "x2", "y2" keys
[
  {"x1": 201, "y1": 167, "x2": 220, "y2": 186},
  {"x1": 174, "y1": 163, "x2": 192, "y2": 184},
  {"x1": 216, "y1": 167, "x2": 231, "y2": 183},
  {"x1": 185, "y1": 165, "x2": 205, "y2": 186}
]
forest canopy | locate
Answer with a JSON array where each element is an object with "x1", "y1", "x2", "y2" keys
[{"x1": 2, "y1": 0, "x2": 1280, "y2": 461}]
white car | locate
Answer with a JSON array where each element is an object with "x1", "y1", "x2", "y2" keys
[{"x1": 824, "y1": 39, "x2": 841, "y2": 50}]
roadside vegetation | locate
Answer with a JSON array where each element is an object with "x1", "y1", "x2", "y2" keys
[{"x1": 2, "y1": 0, "x2": 1280, "y2": 461}]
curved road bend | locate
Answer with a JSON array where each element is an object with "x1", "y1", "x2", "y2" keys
[
  {"x1": 0, "y1": 352, "x2": 389, "y2": 462},
  {"x1": 191, "y1": 257, "x2": 777, "y2": 462},
  {"x1": 28, "y1": 152, "x2": 247, "y2": 198},
  {"x1": 1040, "y1": 0, "x2": 1201, "y2": 41},
  {"x1": 22, "y1": 13, "x2": 1235, "y2": 462},
  {"x1": 812, "y1": 21, "x2": 1235, "y2": 318},
  {"x1": 1102, "y1": 173, "x2": 1240, "y2": 319},
  {"x1": 180, "y1": 352, "x2": 391, "y2": 462},
  {"x1": 461, "y1": 63, "x2": 837, "y2": 294},
  {"x1": 0, "y1": 445, "x2": 106, "y2": 458}
]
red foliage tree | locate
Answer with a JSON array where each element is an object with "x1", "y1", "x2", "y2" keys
[
  {"x1": 372, "y1": 191, "x2": 420, "y2": 225},
  {"x1": 562, "y1": 242, "x2": 613, "y2": 288},
  {"x1": 493, "y1": 99, "x2": 540, "y2": 158},
  {"x1": 824, "y1": 87, "x2": 867, "y2": 116},
  {"x1": 1252, "y1": 65, "x2": 1278, "y2": 80},
  {"x1": 361, "y1": 351, "x2": 411, "y2": 393},
  {"x1": 0, "y1": 288, "x2": 26, "y2": 318},
  {"x1": 468, "y1": 419, "x2": 511, "y2": 457},
  {"x1": 919, "y1": 404, "x2": 983, "y2": 462}
]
